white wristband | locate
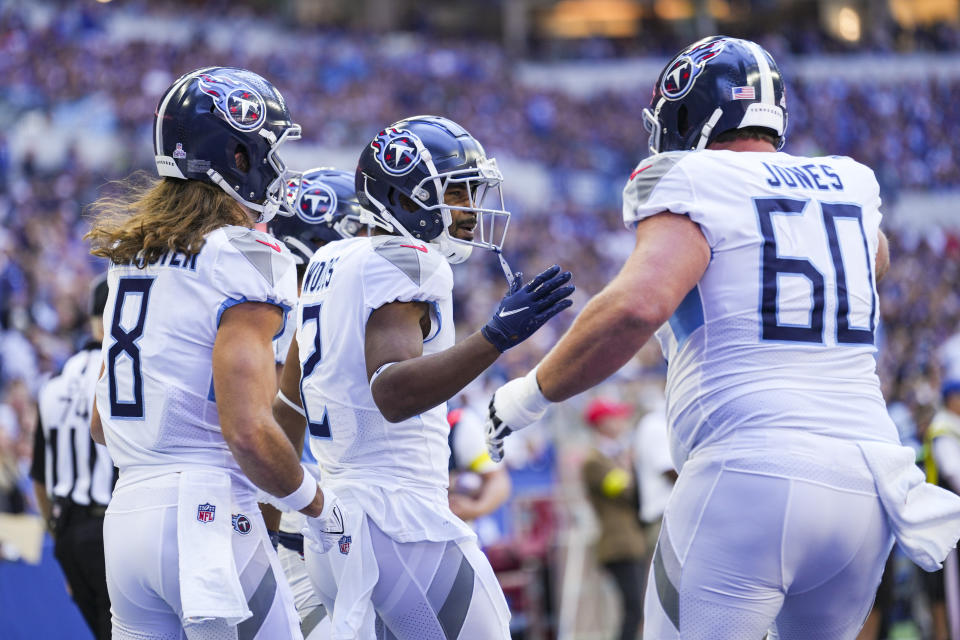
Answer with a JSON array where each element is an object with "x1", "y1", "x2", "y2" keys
[
  {"x1": 494, "y1": 367, "x2": 552, "y2": 429},
  {"x1": 518, "y1": 367, "x2": 551, "y2": 415},
  {"x1": 279, "y1": 464, "x2": 318, "y2": 512},
  {"x1": 369, "y1": 361, "x2": 397, "y2": 388}
]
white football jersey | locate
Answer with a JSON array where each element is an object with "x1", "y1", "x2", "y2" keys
[
  {"x1": 96, "y1": 226, "x2": 297, "y2": 486},
  {"x1": 297, "y1": 236, "x2": 454, "y2": 492},
  {"x1": 623, "y1": 150, "x2": 898, "y2": 468}
]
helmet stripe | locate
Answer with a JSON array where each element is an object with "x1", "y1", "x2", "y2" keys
[
  {"x1": 154, "y1": 69, "x2": 206, "y2": 155},
  {"x1": 744, "y1": 40, "x2": 775, "y2": 106}
]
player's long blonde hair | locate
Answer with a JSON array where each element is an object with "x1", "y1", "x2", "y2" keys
[{"x1": 85, "y1": 172, "x2": 251, "y2": 266}]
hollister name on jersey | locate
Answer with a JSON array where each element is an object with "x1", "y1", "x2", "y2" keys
[{"x1": 123, "y1": 250, "x2": 200, "y2": 271}]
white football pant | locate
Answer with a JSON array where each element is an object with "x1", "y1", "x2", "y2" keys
[
  {"x1": 643, "y1": 453, "x2": 893, "y2": 640},
  {"x1": 305, "y1": 512, "x2": 510, "y2": 639},
  {"x1": 104, "y1": 476, "x2": 302, "y2": 640}
]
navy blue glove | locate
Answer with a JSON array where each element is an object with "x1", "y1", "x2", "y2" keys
[{"x1": 481, "y1": 264, "x2": 574, "y2": 353}]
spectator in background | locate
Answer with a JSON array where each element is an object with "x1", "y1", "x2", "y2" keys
[
  {"x1": 581, "y1": 398, "x2": 645, "y2": 640},
  {"x1": 925, "y1": 379, "x2": 960, "y2": 640},
  {"x1": 0, "y1": 417, "x2": 25, "y2": 515},
  {"x1": 928, "y1": 383, "x2": 960, "y2": 496},
  {"x1": 633, "y1": 386, "x2": 676, "y2": 552},
  {"x1": 30, "y1": 274, "x2": 114, "y2": 639},
  {"x1": 0, "y1": 377, "x2": 33, "y2": 515},
  {"x1": 447, "y1": 406, "x2": 511, "y2": 537}
]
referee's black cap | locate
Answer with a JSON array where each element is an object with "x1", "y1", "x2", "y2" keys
[{"x1": 89, "y1": 273, "x2": 109, "y2": 318}]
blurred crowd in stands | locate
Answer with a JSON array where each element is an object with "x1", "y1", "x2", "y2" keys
[{"x1": 1, "y1": 0, "x2": 959, "y2": 522}]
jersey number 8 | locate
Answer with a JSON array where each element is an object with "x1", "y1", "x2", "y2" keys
[{"x1": 107, "y1": 277, "x2": 155, "y2": 419}]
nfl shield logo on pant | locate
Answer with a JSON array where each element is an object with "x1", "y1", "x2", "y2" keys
[
  {"x1": 338, "y1": 535, "x2": 352, "y2": 555},
  {"x1": 197, "y1": 503, "x2": 216, "y2": 523}
]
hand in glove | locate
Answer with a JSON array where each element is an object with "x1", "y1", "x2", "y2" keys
[
  {"x1": 301, "y1": 488, "x2": 347, "y2": 554},
  {"x1": 481, "y1": 265, "x2": 574, "y2": 353}
]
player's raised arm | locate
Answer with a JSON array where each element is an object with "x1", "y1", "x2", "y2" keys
[
  {"x1": 484, "y1": 213, "x2": 707, "y2": 461},
  {"x1": 538, "y1": 214, "x2": 708, "y2": 401},
  {"x1": 366, "y1": 265, "x2": 573, "y2": 423}
]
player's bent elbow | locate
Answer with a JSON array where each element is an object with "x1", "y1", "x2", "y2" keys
[
  {"x1": 370, "y1": 374, "x2": 418, "y2": 423},
  {"x1": 221, "y1": 418, "x2": 264, "y2": 459},
  {"x1": 373, "y1": 395, "x2": 412, "y2": 423}
]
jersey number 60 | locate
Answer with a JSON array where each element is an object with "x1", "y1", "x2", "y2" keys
[{"x1": 755, "y1": 197, "x2": 876, "y2": 345}]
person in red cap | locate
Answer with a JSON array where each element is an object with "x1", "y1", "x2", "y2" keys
[{"x1": 581, "y1": 397, "x2": 645, "y2": 640}]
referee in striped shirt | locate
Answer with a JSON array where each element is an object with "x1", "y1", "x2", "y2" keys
[{"x1": 31, "y1": 274, "x2": 116, "y2": 640}]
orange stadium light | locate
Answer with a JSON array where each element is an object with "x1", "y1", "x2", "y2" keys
[
  {"x1": 542, "y1": 0, "x2": 644, "y2": 38},
  {"x1": 889, "y1": 0, "x2": 960, "y2": 28}
]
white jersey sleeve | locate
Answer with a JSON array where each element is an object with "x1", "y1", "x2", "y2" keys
[
  {"x1": 214, "y1": 227, "x2": 298, "y2": 336},
  {"x1": 363, "y1": 237, "x2": 451, "y2": 311},
  {"x1": 622, "y1": 151, "x2": 705, "y2": 231},
  {"x1": 274, "y1": 303, "x2": 298, "y2": 366}
]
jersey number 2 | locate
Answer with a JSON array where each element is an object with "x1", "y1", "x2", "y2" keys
[
  {"x1": 756, "y1": 197, "x2": 876, "y2": 345},
  {"x1": 300, "y1": 303, "x2": 332, "y2": 438},
  {"x1": 108, "y1": 277, "x2": 155, "y2": 418}
]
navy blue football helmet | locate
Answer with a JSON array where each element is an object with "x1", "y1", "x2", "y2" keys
[
  {"x1": 643, "y1": 36, "x2": 787, "y2": 154},
  {"x1": 269, "y1": 168, "x2": 363, "y2": 264},
  {"x1": 355, "y1": 115, "x2": 510, "y2": 264},
  {"x1": 153, "y1": 66, "x2": 302, "y2": 223}
]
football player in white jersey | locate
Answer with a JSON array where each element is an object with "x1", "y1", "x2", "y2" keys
[
  {"x1": 85, "y1": 67, "x2": 342, "y2": 640},
  {"x1": 265, "y1": 167, "x2": 364, "y2": 640},
  {"x1": 274, "y1": 115, "x2": 574, "y2": 639},
  {"x1": 485, "y1": 37, "x2": 960, "y2": 639}
]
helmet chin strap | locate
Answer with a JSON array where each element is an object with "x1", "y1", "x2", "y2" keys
[
  {"x1": 493, "y1": 247, "x2": 518, "y2": 289},
  {"x1": 433, "y1": 233, "x2": 473, "y2": 264},
  {"x1": 206, "y1": 168, "x2": 279, "y2": 223},
  {"x1": 358, "y1": 175, "x2": 402, "y2": 235},
  {"x1": 280, "y1": 236, "x2": 313, "y2": 265},
  {"x1": 257, "y1": 201, "x2": 280, "y2": 224},
  {"x1": 694, "y1": 108, "x2": 724, "y2": 150}
]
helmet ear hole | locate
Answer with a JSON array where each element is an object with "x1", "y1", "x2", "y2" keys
[
  {"x1": 677, "y1": 105, "x2": 690, "y2": 137},
  {"x1": 398, "y1": 193, "x2": 418, "y2": 213},
  {"x1": 234, "y1": 144, "x2": 250, "y2": 173}
]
